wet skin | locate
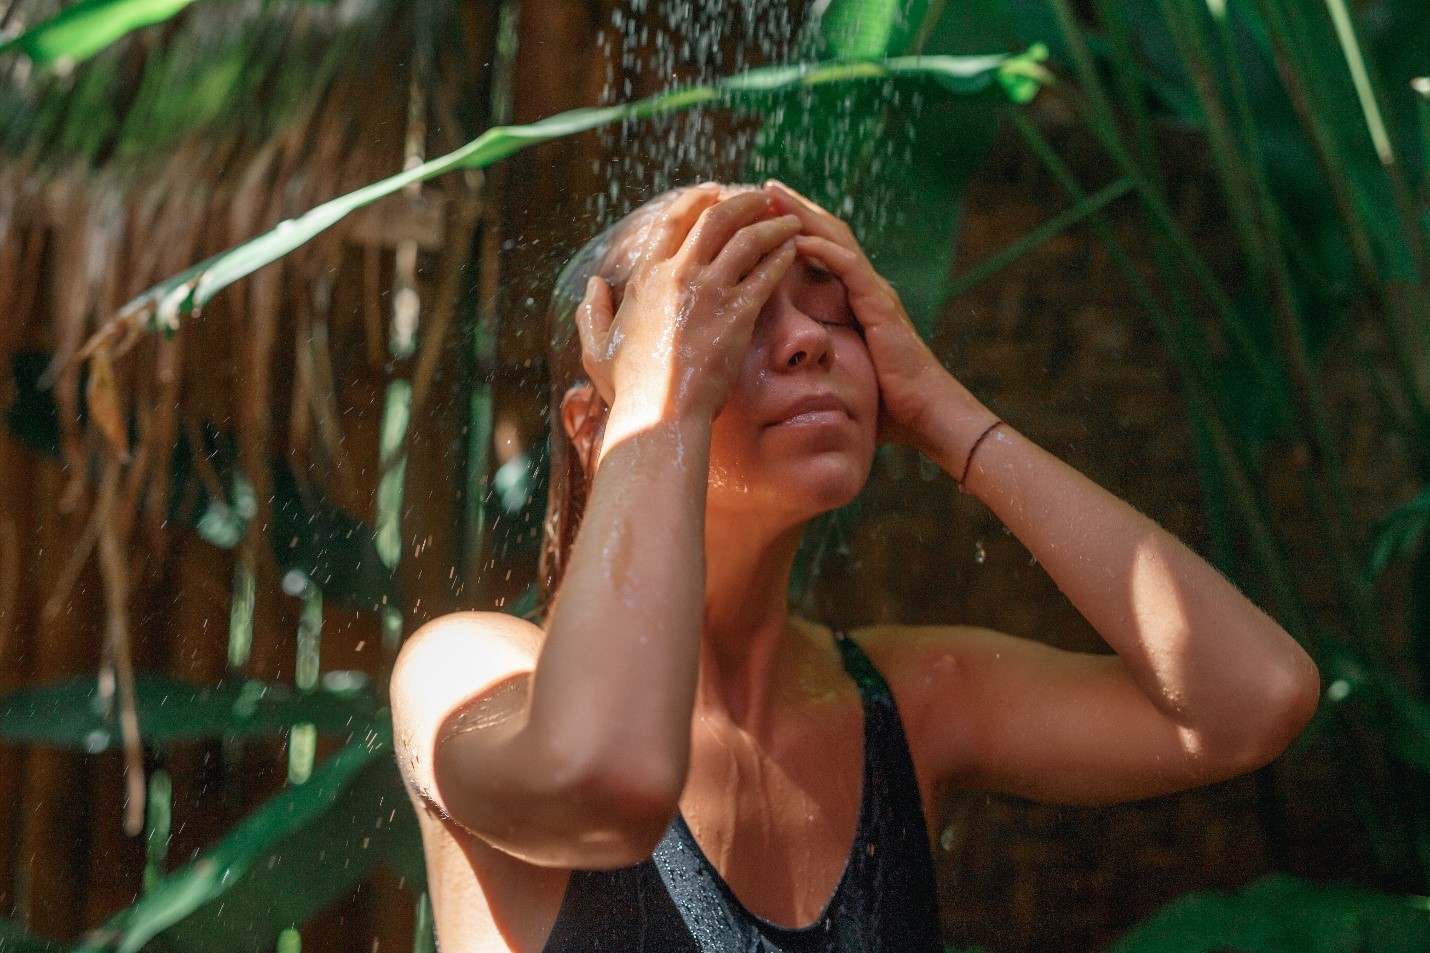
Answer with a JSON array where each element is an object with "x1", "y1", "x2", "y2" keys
[{"x1": 391, "y1": 182, "x2": 1320, "y2": 953}]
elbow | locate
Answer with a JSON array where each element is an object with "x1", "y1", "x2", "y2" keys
[
  {"x1": 572, "y1": 755, "x2": 683, "y2": 858},
  {"x1": 1265, "y1": 648, "x2": 1321, "y2": 756},
  {"x1": 559, "y1": 759, "x2": 684, "y2": 866},
  {"x1": 1223, "y1": 647, "x2": 1322, "y2": 775}
]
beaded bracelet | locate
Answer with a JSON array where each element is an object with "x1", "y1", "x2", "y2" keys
[{"x1": 957, "y1": 420, "x2": 1004, "y2": 489}]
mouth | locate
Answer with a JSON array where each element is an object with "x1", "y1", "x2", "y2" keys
[{"x1": 768, "y1": 393, "x2": 852, "y2": 427}]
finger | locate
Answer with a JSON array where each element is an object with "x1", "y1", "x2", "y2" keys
[
  {"x1": 793, "y1": 235, "x2": 886, "y2": 301},
  {"x1": 734, "y1": 238, "x2": 797, "y2": 307},
  {"x1": 680, "y1": 191, "x2": 776, "y2": 265},
  {"x1": 643, "y1": 184, "x2": 721, "y2": 262},
  {"x1": 763, "y1": 180, "x2": 852, "y2": 246},
  {"x1": 710, "y1": 214, "x2": 800, "y2": 281},
  {"x1": 575, "y1": 275, "x2": 614, "y2": 355}
]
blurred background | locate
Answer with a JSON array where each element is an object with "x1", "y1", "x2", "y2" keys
[{"x1": 1, "y1": 0, "x2": 1429, "y2": 950}]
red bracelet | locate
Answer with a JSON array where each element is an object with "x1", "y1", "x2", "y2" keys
[{"x1": 958, "y1": 420, "x2": 1003, "y2": 489}]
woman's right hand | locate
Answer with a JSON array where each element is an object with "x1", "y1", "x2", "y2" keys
[{"x1": 576, "y1": 186, "x2": 800, "y2": 426}]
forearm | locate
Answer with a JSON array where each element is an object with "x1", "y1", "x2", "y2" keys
[
  {"x1": 522, "y1": 402, "x2": 712, "y2": 799},
  {"x1": 923, "y1": 376, "x2": 1317, "y2": 745}
]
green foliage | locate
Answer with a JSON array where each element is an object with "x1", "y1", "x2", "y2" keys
[
  {"x1": 271, "y1": 461, "x2": 398, "y2": 614},
  {"x1": 1109, "y1": 875, "x2": 1430, "y2": 953},
  {"x1": 86, "y1": 50, "x2": 1036, "y2": 349},
  {"x1": 0, "y1": 673, "x2": 379, "y2": 749},
  {"x1": 1007, "y1": 0, "x2": 1430, "y2": 905},
  {"x1": 0, "y1": 918, "x2": 63, "y2": 953},
  {"x1": 0, "y1": 0, "x2": 337, "y2": 69},
  {"x1": 1367, "y1": 486, "x2": 1430, "y2": 580},
  {"x1": 74, "y1": 729, "x2": 419, "y2": 953},
  {"x1": 0, "y1": 0, "x2": 201, "y2": 67}
]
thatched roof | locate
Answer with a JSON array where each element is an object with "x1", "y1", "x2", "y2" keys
[{"x1": 1, "y1": 0, "x2": 492, "y2": 835}]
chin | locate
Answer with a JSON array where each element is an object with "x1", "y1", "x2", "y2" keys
[{"x1": 769, "y1": 450, "x2": 872, "y2": 518}]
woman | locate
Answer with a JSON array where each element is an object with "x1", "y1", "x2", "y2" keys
[{"x1": 391, "y1": 182, "x2": 1320, "y2": 952}]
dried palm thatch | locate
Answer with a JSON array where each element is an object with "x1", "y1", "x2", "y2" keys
[{"x1": 1, "y1": 0, "x2": 491, "y2": 837}]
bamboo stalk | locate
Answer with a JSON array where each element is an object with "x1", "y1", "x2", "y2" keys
[
  {"x1": 228, "y1": 558, "x2": 255, "y2": 671},
  {"x1": 287, "y1": 581, "x2": 322, "y2": 785},
  {"x1": 463, "y1": 0, "x2": 520, "y2": 596},
  {"x1": 142, "y1": 769, "x2": 172, "y2": 893}
]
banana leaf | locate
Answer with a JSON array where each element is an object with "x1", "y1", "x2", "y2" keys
[
  {"x1": 756, "y1": 0, "x2": 1025, "y2": 337},
  {"x1": 0, "y1": 673, "x2": 379, "y2": 750},
  {"x1": 1108, "y1": 874, "x2": 1430, "y2": 953},
  {"x1": 78, "y1": 50, "x2": 1049, "y2": 356},
  {"x1": 72, "y1": 728, "x2": 420, "y2": 953},
  {"x1": 0, "y1": 0, "x2": 200, "y2": 66},
  {"x1": 0, "y1": 0, "x2": 337, "y2": 68}
]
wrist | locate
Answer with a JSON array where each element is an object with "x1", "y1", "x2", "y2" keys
[
  {"x1": 909, "y1": 374, "x2": 1000, "y2": 474},
  {"x1": 602, "y1": 395, "x2": 713, "y2": 464}
]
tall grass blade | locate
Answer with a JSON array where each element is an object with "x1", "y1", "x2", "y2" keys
[{"x1": 1321, "y1": 0, "x2": 1396, "y2": 167}]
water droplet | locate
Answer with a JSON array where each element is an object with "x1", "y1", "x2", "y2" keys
[{"x1": 973, "y1": 540, "x2": 986, "y2": 565}]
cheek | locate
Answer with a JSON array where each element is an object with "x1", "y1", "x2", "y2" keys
[{"x1": 843, "y1": 345, "x2": 881, "y2": 422}]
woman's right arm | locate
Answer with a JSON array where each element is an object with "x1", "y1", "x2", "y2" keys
[{"x1": 392, "y1": 188, "x2": 798, "y2": 869}]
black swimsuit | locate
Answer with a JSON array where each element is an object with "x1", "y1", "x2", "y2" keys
[{"x1": 540, "y1": 632, "x2": 943, "y2": 952}]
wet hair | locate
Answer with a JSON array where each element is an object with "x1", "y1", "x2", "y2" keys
[{"x1": 536, "y1": 184, "x2": 759, "y2": 617}]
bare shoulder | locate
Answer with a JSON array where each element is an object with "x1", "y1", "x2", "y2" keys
[
  {"x1": 395, "y1": 610, "x2": 544, "y2": 680},
  {"x1": 845, "y1": 621, "x2": 1017, "y2": 690},
  {"x1": 843, "y1": 622, "x2": 1038, "y2": 789},
  {"x1": 393, "y1": 613, "x2": 570, "y2": 953},
  {"x1": 391, "y1": 611, "x2": 544, "y2": 811}
]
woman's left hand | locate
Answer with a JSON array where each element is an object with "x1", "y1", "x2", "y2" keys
[{"x1": 764, "y1": 180, "x2": 962, "y2": 452}]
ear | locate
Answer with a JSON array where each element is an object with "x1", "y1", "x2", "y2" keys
[{"x1": 560, "y1": 382, "x2": 608, "y2": 477}]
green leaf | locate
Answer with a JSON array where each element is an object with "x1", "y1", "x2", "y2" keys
[
  {"x1": 860, "y1": 4, "x2": 1021, "y2": 337},
  {"x1": 1367, "y1": 485, "x2": 1430, "y2": 579},
  {"x1": 0, "y1": 0, "x2": 199, "y2": 67},
  {"x1": 271, "y1": 460, "x2": 398, "y2": 615},
  {"x1": 74, "y1": 728, "x2": 420, "y2": 953},
  {"x1": 1109, "y1": 874, "x2": 1430, "y2": 953},
  {"x1": 0, "y1": 673, "x2": 379, "y2": 750},
  {"x1": 818, "y1": 0, "x2": 905, "y2": 59},
  {"x1": 91, "y1": 53, "x2": 1031, "y2": 346},
  {"x1": 0, "y1": 917, "x2": 64, "y2": 953}
]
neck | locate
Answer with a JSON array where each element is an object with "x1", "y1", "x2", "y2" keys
[{"x1": 698, "y1": 504, "x2": 807, "y2": 735}]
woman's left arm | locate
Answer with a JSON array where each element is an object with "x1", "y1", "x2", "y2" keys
[{"x1": 769, "y1": 181, "x2": 1319, "y2": 804}]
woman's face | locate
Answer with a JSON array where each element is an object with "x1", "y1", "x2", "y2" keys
[{"x1": 706, "y1": 252, "x2": 880, "y2": 521}]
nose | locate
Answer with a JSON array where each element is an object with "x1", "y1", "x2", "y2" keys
[{"x1": 766, "y1": 293, "x2": 833, "y2": 371}]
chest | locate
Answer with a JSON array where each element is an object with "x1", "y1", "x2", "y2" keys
[{"x1": 677, "y1": 701, "x2": 866, "y2": 929}]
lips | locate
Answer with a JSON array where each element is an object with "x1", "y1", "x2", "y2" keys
[{"x1": 768, "y1": 393, "x2": 852, "y2": 427}]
